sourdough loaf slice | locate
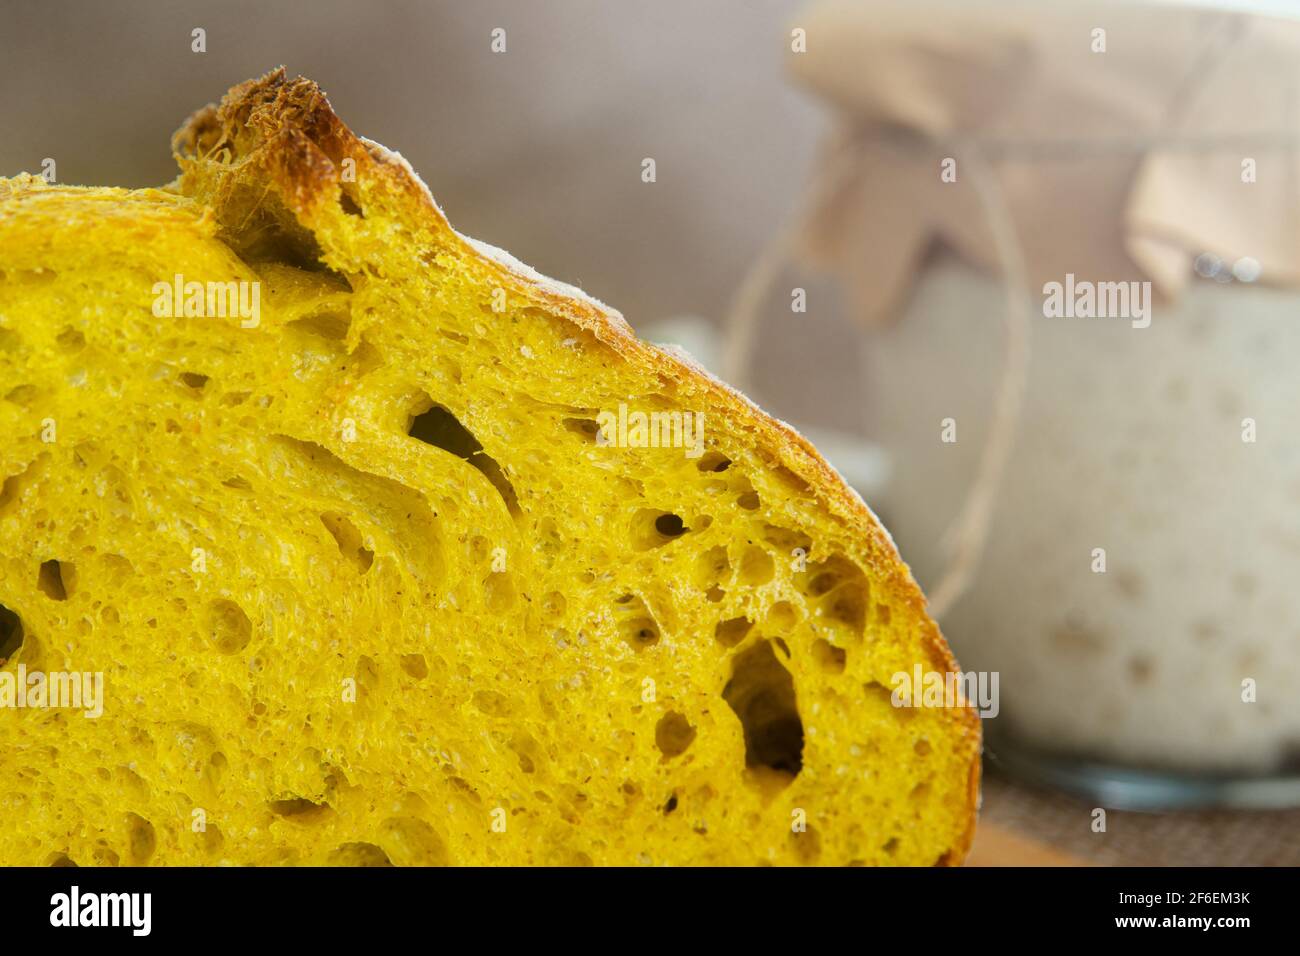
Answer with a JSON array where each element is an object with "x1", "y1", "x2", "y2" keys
[{"x1": 0, "y1": 69, "x2": 979, "y2": 866}]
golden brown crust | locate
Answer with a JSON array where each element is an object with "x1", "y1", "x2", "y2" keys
[{"x1": 171, "y1": 68, "x2": 981, "y2": 862}]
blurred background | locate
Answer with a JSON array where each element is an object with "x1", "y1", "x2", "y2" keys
[{"x1": 4, "y1": 0, "x2": 1300, "y2": 864}]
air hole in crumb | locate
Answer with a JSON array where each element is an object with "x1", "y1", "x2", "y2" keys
[
  {"x1": 408, "y1": 400, "x2": 519, "y2": 515},
  {"x1": 623, "y1": 619, "x2": 660, "y2": 649},
  {"x1": 201, "y1": 824, "x2": 224, "y2": 857},
  {"x1": 767, "y1": 601, "x2": 798, "y2": 630},
  {"x1": 289, "y1": 311, "x2": 351, "y2": 340},
  {"x1": 37, "y1": 559, "x2": 70, "y2": 601},
  {"x1": 400, "y1": 653, "x2": 429, "y2": 680},
  {"x1": 801, "y1": 556, "x2": 870, "y2": 636},
  {"x1": 509, "y1": 734, "x2": 542, "y2": 775},
  {"x1": 737, "y1": 491, "x2": 761, "y2": 510},
  {"x1": 268, "y1": 797, "x2": 333, "y2": 823},
  {"x1": 328, "y1": 842, "x2": 393, "y2": 866},
  {"x1": 4, "y1": 383, "x2": 39, "y2": 407},
  {"x1": 714, "y1": 616, "x2": 753, "y2": 648},
  {"x1": 320, "y1": 511, "x2": 374, "y2": 573},
  {"x1": 339, "y1": 191, "x2": 365, "y2": 218},
  {"x1": 654, "y1": 513, "x2": 687, "y2": 537},
  {"x1": 773, "y1": 465, "x2": 812, "y2": 495},
  {"x1": 812, "y1": 638, "x2": 847, "y2": 674},
  {"x1": 808, "y1": 572, "x2": 839, "y2": 597},
  {"x1": 380, "y1": 816, "x2": 451, "y2": 865},
  {"x1": 632, "y1": 509, "x2": 689, "y2": 550},
  {"x1": 563, "y1": 417, "x2": 602, "y2": 442},
  {"x1": 205, "y1": 599, "x2": 253, "y2": 654},
  {"x1": 125, "y1": 813, "x2": 156, "y2": 863},
  {"x1": 914, "y1": 738, "x2": 932, "y2": 757},
  {"x1": 56, "y1": 327, "x2": 86, "y2": 353},
  {"x1": 828, "y1": 592, "x2": 867, "y2": 632},
  {"x1": 664, "y1": 793, "x2": 679, "y2": 814},
  {"x1": 179, "y1": 371, "x2": 209, "y2": 391},
  {"x1": 0, "y1": 604, "x2": 24, "y2": 661},
  {"x1": 46, "y1": 853, "x2": 78, "y2": 867},
  {"x1": 695, "y1": 546, "x2": 731, "y2": 588},
  {"x1": 737, "y1": 546, "x2": 775, "y2": 586},
  {"x1": 762, "y1": 524, "x2": 813, "y2": 552},
  {"x1": 773, "y1": 637, "x2": 792, "y2": 658},
  {"x1": 697, "y1": 451, "x2": 731, "y2": 472},
  {"x1": 655, "y1": 711, "x2": 697, "y2": 758},
  {"x1": 723, "y1": 639, "x2": 804, "y2": 781},
  {"x1": 352, "y1": 655, "x2": 383, "y2": 696}
]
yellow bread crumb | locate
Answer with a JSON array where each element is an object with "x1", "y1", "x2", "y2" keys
[{"x1": 0, "y1": 69, "x2": 979, "y2": 866}]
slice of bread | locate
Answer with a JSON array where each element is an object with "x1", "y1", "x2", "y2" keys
[{"x1": 0, "y1": 69, "x2": 979, "y2": 866}]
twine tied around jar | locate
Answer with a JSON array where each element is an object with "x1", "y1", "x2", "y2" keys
[{"x1": 719, "y1": 135, "x2": 1030, "y2": 621}]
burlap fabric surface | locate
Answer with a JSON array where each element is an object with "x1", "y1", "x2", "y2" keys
[{"x1": 982, "y1": 771, "x2": 1300, "y2": 866}]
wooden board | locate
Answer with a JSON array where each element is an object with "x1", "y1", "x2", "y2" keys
[{"x1": 966, "y1": 822, "x2": 1088, "y2": 866}]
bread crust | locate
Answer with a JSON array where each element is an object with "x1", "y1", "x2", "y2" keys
[{"x1": 169, "y1": 68, "x2": 981, "y2": 863}]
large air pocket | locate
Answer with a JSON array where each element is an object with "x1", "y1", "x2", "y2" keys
[
  {"x1": 408, "y1": 399, "x2": 519, "y2": 514},
  {"x1": 723, "y1": 639, "x2": 804, "y2": 782}
]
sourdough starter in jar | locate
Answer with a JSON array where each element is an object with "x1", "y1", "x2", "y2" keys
[{"x1": 866, "y1": 258, "x2": 1300, "y2": 774}]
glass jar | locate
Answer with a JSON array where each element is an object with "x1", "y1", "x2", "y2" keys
[{"x1": 864, "y1": 254, "x2": 1300, "y2": 807}]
